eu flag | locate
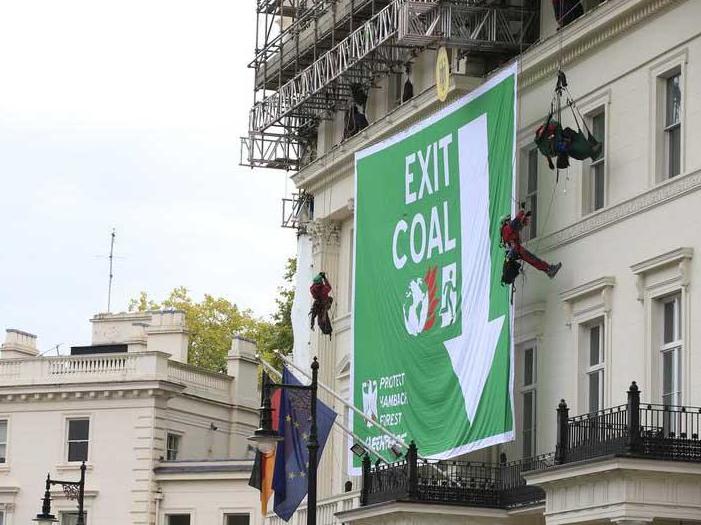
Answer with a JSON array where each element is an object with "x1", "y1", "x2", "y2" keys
[{"x1": 272, "y1": 366, "x2": 337, "y2": 521}]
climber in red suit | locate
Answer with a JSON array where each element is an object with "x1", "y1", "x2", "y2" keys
[{"x1": 501, "y1": 208, "x2": 562, "y2": 278}]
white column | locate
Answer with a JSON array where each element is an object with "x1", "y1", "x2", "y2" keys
[{"x1": 307, "y1": 218, "x2": 341, "y2": 500}]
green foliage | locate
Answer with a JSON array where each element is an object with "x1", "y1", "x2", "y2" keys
[
  {"x1": 255, "y1": 257, "x2": 296, "y2": 370},
  {"x1": 128, "y1": 258, "x2": 296, "y2": 374}
]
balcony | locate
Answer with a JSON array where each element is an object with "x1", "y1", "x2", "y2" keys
[
  {"x1": 0, "y1": 352, "x2": 233, "y2": 403},
  {"x1": 555, "y1": 381, "x2": 701, "y2": 465},
  {"x1": 359, "y1": 444, "x2": 554, "y2": 510},
  {"x1": 350, "y1": 381, "x2": 701, "y2": 524}
]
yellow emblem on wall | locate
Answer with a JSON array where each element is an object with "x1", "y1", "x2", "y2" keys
[{"x1": 435, "y1": 46, "x2": 450, "y2": 102}]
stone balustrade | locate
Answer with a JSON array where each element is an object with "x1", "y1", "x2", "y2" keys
[{"x1": 0, "y1": 352, "x2": 233, "y2": 402}]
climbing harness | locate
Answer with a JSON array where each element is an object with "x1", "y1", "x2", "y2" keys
[{"x1": 534, "y1": 70, "x2": 602, "y2": 180}]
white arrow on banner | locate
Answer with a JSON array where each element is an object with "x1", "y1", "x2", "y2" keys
[{"x1": 443, "y1": 114, "x2": 505, "y2": 424}]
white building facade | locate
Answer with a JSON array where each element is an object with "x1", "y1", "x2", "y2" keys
[
  {"x1": 0, "y1": 311, "x2": 262, "y2": 525},
  {"x1": 257, "y1": 0, "x2": 701, "y2": 523}
]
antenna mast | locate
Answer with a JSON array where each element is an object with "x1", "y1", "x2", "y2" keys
[{"x1": 107, "y1": 228, "x2": 116, "y2": 312}]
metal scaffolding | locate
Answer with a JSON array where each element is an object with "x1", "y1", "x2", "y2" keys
[{"x1": 241, "y1": 0, "x2": 539, "y2": 172}]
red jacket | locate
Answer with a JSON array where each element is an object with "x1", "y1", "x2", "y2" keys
[
  {"x1": 501, "y1": 210, "x2": 528, "y2": 245},
  {"x1": 310, "y1": 282, "x2": 332, "y2": 301}
]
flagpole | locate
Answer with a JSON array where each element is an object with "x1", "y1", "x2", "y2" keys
[
  {"x1": 258, "y1": 357, "x2": 386, "y2": 462},
  {"x1": 307, "y1": 358, "x2": 319, "y2": 525},
  {"x1": 273, "y1": 350, "x2": 410, "y2": 450}
]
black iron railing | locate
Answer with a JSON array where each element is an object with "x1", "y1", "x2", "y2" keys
[
  {"x1": 361, "y1": 444, "x2": 554, "y2": 508},
  {"x1": 556, "y1": 382, "x2": 701, "y2": 464},
  {"x1": 361, "y1": 382, "x2": 701, "y2": 510}
]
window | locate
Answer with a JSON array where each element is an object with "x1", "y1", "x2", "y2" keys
[
  {"x1": 586, "y1": 110, "x2": 606, "y2": 212},
  {"x1": 67, "y1": 419, "x2": 89, "y2": 462},
  {"x1": 225, "y1": 514, "x2": 250, "y2": 525},
  {"x1": 0, "y1": 420, "x2": 7, "y2": 463},
  {"x1": 522, "y1": 149, "x2": 538, "y2": 240},
  {"x1": 61, "y1": 512, "x2": 86, "y2": 525},
  {"x1": 166, "y1": 433, "x2": 181, "y2": 461},
  {"x1": 586, "y1": 322, "x2": 605, "y2": 412},
  {"x1": 660, "y1": 294, "x2": 682, "y2": 406},
  {"x1": 521, "y1": 345, "x2": 536, "y2": 458},
  {"x1": 167, "y1": 515, "x2": 191, "y2": 525},
  {"x1": 664, "y1": 73, "x2": 682, "y2": 178}
]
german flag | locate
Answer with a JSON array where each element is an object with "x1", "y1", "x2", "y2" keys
[{"x1": 248, "y1": 387, "x2": 281, "y2": 514}]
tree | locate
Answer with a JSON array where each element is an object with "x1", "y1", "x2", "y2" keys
[
  {"x1": 254, "y1": 257, "x2": 296, "y2": 370},
  {"x1": 128, "y1": 259, "x2": 296, "y2": 373}
]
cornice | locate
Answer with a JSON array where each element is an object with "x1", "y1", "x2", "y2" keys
[
  {"x1": 538, "y1": 169, "x2": 701, "y2": 252},
  {"x1": 519, "y1": 0, "x2": 682, "y2": 91},
  {"x1": 561, "y1": 277, "x2": 616, "y2": 304},
  {"x1": 631, "y1": 247, "x2": 693, "y2": 275},
  {"x1": 0, "y1": 382, "x2": 183, "y2": 403}
]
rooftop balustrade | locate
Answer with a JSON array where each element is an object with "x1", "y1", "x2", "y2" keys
[{"x1": 0, "y1": 352, "x2": 233, "y2": 402}]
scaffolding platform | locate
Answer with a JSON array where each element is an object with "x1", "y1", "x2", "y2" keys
[{"x1": 241, "y1": 0, "x2": 538, "y2": 172}]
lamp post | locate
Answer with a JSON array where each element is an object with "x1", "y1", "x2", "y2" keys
[
  {"x1": 249, "y1": 358, "x2": 319, "y2": 525},
  {"x1": 34, "y1": 461, "x2": 86, "y2": 524}
]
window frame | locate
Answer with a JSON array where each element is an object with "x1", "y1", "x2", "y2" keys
[
  {"x1": 165, "y1": 513, "x2": 192, "y2": 525},
  {"x1": 223, "y1": 513, "x2": 251, "y2": 525},
  {"x1": 519, "y1": 344, "x2": 537, "y2": 459},
  {"x1": 166, "y1": 432, "x2": 182, "y2": 462},
  {"x1": 520, "y1": 148, "x2": 538, "y2": 241},
  {"x1": 65, "y1": 417, "x2": 91, "y2": 464},
  {"x1": 660, "y1": 294, "x2": 682, "y2": 407},
  {"x1": 0, "y1": 418, "x2": 9, "y2": 465},
  {"x1": 649, "y1": 51, "x2": 687, "y2": 184},
  {"x1": 586, "y1": 321, "x2": 605, "y2": 413},
  {"x1": 663, "y1": 72, "x2": 682, "y2": 179},
  {"x1": 59, "y1": 511, "x2": 87, "y2": 525},
  {"x1": 584, "y1": 108, "x2": 607, "y2": 214}
]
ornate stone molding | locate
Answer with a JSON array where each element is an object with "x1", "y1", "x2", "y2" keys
[
  {"x1": 537, "y1": 169, "x2": 701, "y2": 253},
  {"x1": 307, "y1": 219, "x2": 341, "y2": 252},
  {"x1": 631, "y1": 247, "x2": 693, "y2": 301},
  {"x1": 561, "y1": 276, "x2": 616, "y2": 326}
]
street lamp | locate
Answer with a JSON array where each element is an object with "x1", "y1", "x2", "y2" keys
[
  {"x1": 249, "y1": 358, "x2": 319, "y2": 525},
  {"x1": 34, "y1": 461, "x2": 86, "y2": 525}
]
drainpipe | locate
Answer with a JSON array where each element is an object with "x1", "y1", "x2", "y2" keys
[{"x1": 154, "y1": 488, "x2": 163, "y2": 525}]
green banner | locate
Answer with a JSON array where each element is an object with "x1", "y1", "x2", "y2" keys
[{"x1": 352, "y1": 65, "x2": 517, "y2": 467}]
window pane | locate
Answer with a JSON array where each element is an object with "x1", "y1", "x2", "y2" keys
[
  {"x1": 668, "y1": 125, "x2": 681, "y2": 178},
  {"x1": 226, "y1": 515, "x2": 251, "y2": 525},
  {"x1": 0, "y1": 420, "x2": 7, "y2": 443},
  {"x1": 666, "y1": 74, "x2": 681, "y2": 127},
  {"x1": 663, "y1": 300, "x2": 675, "y2": 343},
  {"x1": 168, "y1": 515, "x2": 191, "y2": 525},
  {"x1": 589, "y1": 325, "x2": 601, "y2": 366},
  {"x1": 68, "y1": 420, "x2": 89, "y2": 441},
  {"x1": 0, "y1": 444, "x2": 6, "y2": 463},
  {"x1": 528, "y1": 149, "x2": 538, "y2": 193},
  {"x1": 663, "y1": 351, "x2": 673, "y2": 401},
  {"x1": 522, "y1": 391, "x2": 535, "y2": 458},
  {"x1": 588, "y1": 372, "x2": 600, "y2": 413},
  {"x1": 529, "y1": 194, "x2": 537, "y2": 238},
  {"x1": 61, "y1": 513, "x2": 86, "y2": 525},
  {"x1": 524, "y1": 348, "x2": 534, "y2": 386},
  {"x1": 592, "y1": 113, "x2": 605, "y2": 145},
  {"x1": 68, "y1": 442, "x2": 88, "y2": 462},
  {"x1": 593, "y1": 162, "x2": 605, "y2": 210}
]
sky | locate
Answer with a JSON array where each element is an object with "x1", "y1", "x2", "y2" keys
[{"x1": 0, "y1": 1, "x2": 296, "y2": 351}]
